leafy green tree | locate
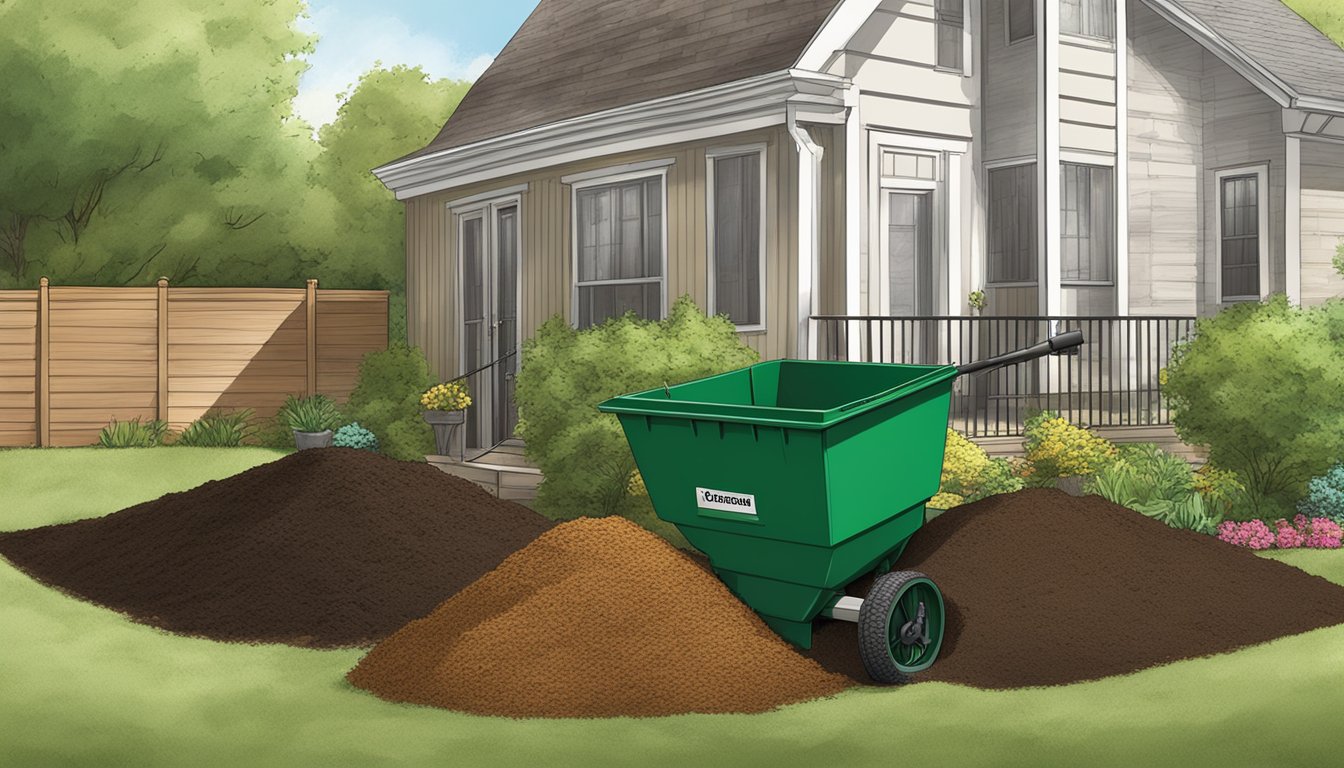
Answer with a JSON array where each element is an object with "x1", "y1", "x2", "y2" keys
[{"x1": 1163, "y1": 295, "x2": 1344, "y2": 518}]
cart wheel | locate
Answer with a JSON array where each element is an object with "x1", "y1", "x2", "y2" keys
[{"x1": 857, "y1": 570, "x2": 945, "y2": 684}]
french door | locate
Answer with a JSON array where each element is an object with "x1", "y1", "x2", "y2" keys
[
  {"x1": 882, "y1": 189, "x2": 938, "y2": 362},
  {"x1": 459, "y1": 201, "x2": 520, "y2": 455}
]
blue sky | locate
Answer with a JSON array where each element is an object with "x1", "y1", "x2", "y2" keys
[{"x1": 294, "y1": 0, "x2": 540, "y2": 130}]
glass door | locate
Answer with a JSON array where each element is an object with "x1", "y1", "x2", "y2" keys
[
  {"x1": 884, "y1": 190, "x2": 938, "y2": 362},
  {"x1": 459, "y1": 202, "x2": 521, "y2": 457}
]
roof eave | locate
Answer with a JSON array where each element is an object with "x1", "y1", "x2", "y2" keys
[{"x1": 373, "y1": 69, "x2": 851, "y2": 201}]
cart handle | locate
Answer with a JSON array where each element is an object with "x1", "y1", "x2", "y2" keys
[{"x1": 955, "y1": 330, "x2": 1085, "y2": 377}]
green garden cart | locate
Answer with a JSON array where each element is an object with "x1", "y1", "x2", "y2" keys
[{"x1": 598, "y1": 331, "x2": 1084, "y2": 683}]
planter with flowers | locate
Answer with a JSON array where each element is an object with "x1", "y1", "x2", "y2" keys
[{"x1": 421, "y1": 380, "x2": 471, "y2": 458}]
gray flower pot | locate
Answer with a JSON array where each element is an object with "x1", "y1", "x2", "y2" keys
[
  {"x1": 423, "y1": 409, "x2": 466, "y2": 458},
  {"x1": 1055, "y1": 475, "x2": 1087, "y2": 496},
  {"x1": 293, "y1": 429, "x2": 333, "y2": 451}
]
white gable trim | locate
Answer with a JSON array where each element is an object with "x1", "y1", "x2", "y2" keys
[{"x1": 796, "y1": 0, "x2": 885, "y2": 72}]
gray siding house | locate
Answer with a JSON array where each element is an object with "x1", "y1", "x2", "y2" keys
[{"x1": 376, "y1": 0, "x2": 1344, "y2": 464}]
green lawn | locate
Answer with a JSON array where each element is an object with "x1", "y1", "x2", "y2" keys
[{"x1": 2, "y1": 448, "x2": 1343, "y2": 768}]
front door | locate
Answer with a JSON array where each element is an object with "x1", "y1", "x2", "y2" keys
[
  {"x1": 884, "y1": 190, "x2": 938, "y2": 362},
  {"x1": 459, "y1": 202, "x2": 520, "y2": 456}
]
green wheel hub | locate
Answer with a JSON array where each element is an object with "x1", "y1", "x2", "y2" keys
[{"x1": 857, "y1": 570, "x2": 945, "y2": 683}]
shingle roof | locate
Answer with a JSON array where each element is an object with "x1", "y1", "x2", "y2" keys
[
  {"x1": 400, "y1": 0, "x2": 842, "y2": 162},
  {"x1": 1164, "y1": 0, "x2": 1344, "y2": 102}
]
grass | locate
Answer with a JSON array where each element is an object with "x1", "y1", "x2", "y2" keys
[{"x1": 2, "y1": 448, "x2": 1343, "y2": 767}]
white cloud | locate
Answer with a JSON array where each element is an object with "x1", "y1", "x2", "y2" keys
[{"x1": 293, "y1": 6, "x2": 494, "y2": 133}]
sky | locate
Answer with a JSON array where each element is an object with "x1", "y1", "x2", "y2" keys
[{"x1": 293, "y1": 0, "x2": 540, "y2": 131}]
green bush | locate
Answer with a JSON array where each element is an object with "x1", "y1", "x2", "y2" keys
[
  {"x1": 175, "y1": 409, "x2": 255, "y2": 447},
  {"x1": 1299, "y1": 463, "x2": 1344, "y2": 524},
  {"x1": 516, "y1": 296, "x2": 759, "y2": 522},
  {"x1": 277, "y1": 394, "x2": 343, "y2": 433},
  {"x1": 98, "y1": 417, "x2": 168, "y2": 448},
  {"x1": 332, "y1": 422, "x2": 379, "y2": 452},
  {"x1": 932, "y1": 428, "x2": 1023, "y2": 509},
  {"x1": 343, "y1": 343, "x2": 433, "y2": 461},
  {"x1": 1019, "y1": 410, "x2": 1117, "y2": 486},
  {"x1": 1164, "y1": 295, "x2": 1344, "y2": 519},
  {"x1": 1084, "y1": 443, "x2": 1222, "y2": 534}
]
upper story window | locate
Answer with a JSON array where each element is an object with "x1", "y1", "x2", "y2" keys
[
  {"x1": 935, "y1": 0, "x2": 964, "y2": 72},
  {"x1": 573, "y1": 174, "x2": 665, "y2": 329},
  {"x1": 1007, "y1": 0, "x2": 1034, "y2": 44},
  {"x1": 987, "y1": 163, "x2": 1038, "y2": 284},
  {"x1": 1060, "y1": 162, "x2": 1114, "y2": 284},
  {"x1": 708, "y1": 149, "x2": 765, "y2": 329},
  {"x1": 1216, "y1": 167, "x2": 1267, "y2": 303},
  {"x1": 1061, "y1": 0, "x2": 1115, "y2": 40}
]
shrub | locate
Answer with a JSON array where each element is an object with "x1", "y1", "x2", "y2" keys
[
  {"x1": 1020, "y1": 410, "x2": 1117, "y2": 485},
  {"x1": 421, "y1": 380, "x2": 471, "y2": 411},
  {"x1": 1298, "y1": 464, "x2": 1344, "y2": 523},
  {"x1": 516, "y1": 295, "x2": 759, "y2": 522},
  {"x1": 1163, "y1": 295, "x2": 1344, "y2": 519},
  {"x1": 344, "y1": 343, "x2": 434, "y2": 461},
  {"x1": 1085, "y1": 443, "x2": 1222, "y2": 534},
  {"x1": 98, "y1": 417, "x2": 168, "y2": 448},
  {"x1": 176, "y1": 409, "x2": 255, "y2": 447},
  {"x1": 1191, "y1": 462, "x2": 1249, "y2": 519},
  {"x1": 934, "y1": 429, "x2": 1023, "y2": 509},
  {"x1": 332, "y1": 422, "x2": 379, "y2": 452},
  {"x1": 1218, "y1": 516, "x2": 1342, "y2": 550},
  {"x1": 277, "y1": 394, "x2": 343, "y2": 434}
]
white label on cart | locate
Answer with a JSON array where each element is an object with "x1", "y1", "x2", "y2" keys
[{"x1": 696, "y1": 487, "x2": 757, "y2": 515}]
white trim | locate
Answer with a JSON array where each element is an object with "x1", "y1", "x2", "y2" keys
[
  {"x1": 868, "y1": 129, "x2": 970, "y2": 155},
  {"x1": 446, "y1": 184, "x2": 530, "y2": 212},
  {"x1": 568, "y1": 165, "x2": 671, "y2": 328},
  {"x1": 1286, "y1": 136, "x2": 1302, "y2": 306},
  {"x1": 1040, "y1": 0, "x2": 1062, "y2": 317},
  {"x1": 375, "y1": 69, "x2": 849, "y2": 200},
  {"x1": 706, "y1": 145, "x2": 769, "y2": 332},
  {"x1": 879, "y1": 178, "x2": 939, "y2": 190},
  {"x1": 1115, "y1": 0, "x2": 1130, "y2": 317},
  {"x1": 561, "y1": 158, "x2": 674, "y2": 185},
  {"x1": 962, "y1": 0, "x2": 974, "y2": 77},
  {"x1": 796, "y1": 0, "x2": 885, "y2": 71},
  {"x1": 946, "y1": 151, "x2": 963, "y2": 315},
  {"x1": 844, "y1": 88, "x2": 862, "y2": 354},
  {"x1": 787, "y1": 106, "x2": 823, "y2": 360},
  {"x1": 1213, "y1": 164, "x2": 1271, "y2": 303},
  {"x1": 1059, "y1": 149, "x2": 1115, "y2": 167},
  {"x1": 983, "y1": 155, "x2": 1036, "y2": 170}
]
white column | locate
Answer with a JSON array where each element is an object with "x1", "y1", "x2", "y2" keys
[
  {"x1": 844, "y1": 88, "x2": 863, "y2": 360},
  {"x1": 1039, "y1": 0, "x2": 1062, "y2": 319},
  {"x1": 787, "y1": 105, "x2": 823, "y2": 359},
  {"x1": 1286, "y1": 135, "x2": 1302, "y2": 305},
  {"x1": 1115, "y1": 0, "x2": 1130, "y2": 317}
]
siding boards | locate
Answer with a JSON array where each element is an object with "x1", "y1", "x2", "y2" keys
[
  {"x1": 1300, "y1": 139, "x2": 1344, "y2": 305},
  {"x1": 983, "y1": 0, "x2": 1037, "y2": 161}
]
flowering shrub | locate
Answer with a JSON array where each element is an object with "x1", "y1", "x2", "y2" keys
[
  {"x1": 421, "y1": 380, "x2": 471, "y2": 411},
  {"x1": 1217, "y1": 516, "x2": 1342, "y2": 550},
  {"x1": 1020, "y1": 411, "x2": 1117, "y2": 483},
  {"x1": 933, "y1": 429, "x2": 1023, "y2": 509},
  {"x1": 1191, "y1": 463, "x2": 1248, "y2": 518},
  {"x1": 1298, "y1": 464, "x2": 1344, "y2": 523}
]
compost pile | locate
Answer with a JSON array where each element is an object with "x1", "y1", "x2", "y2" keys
[
  {"x1": 0, "y1": 448, "x2": 554, "y2": 647},
  {"x1": 347, "y1": 515, "x2": 850, "y2": 718},
  {"x1": 804, "y1": 488, "x2": 1344, "y2": 688}
]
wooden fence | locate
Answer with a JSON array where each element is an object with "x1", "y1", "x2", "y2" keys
[{"x1": 0, "y1": 278, "x2": 388, "y2": 447}]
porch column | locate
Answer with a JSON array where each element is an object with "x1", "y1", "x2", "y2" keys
[
  {"x1": 788, "y1": 104, "x2": 823, "y2": 360},
  {"x1": 1037, "y1": 0, "x2": 1062, "y2": 319},
  {"x1": 1287, "y1": 135, "x2": 1302, "y2": 305},
  {"x1": 1115, "y1": 0, "x2": 1130, "y2": 317}
]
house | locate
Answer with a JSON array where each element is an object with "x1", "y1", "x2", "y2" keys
[{"x1": 374, "y1": 0, "x2": 1344, "y2": 463}]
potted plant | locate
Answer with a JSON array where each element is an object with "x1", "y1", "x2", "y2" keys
[
  {"x1": 279, "y1": 394, "x2": 343, "y2": 450},
  {"x1": 421, "y1": 380, "x2": 471, "y2": 457}
]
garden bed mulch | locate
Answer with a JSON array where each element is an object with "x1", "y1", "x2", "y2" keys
[
  {"x1": 802, "y1": 488, "x2": 1344, "y2": 688},
  {"x1": 0, "y1": 447, "x2": 554, "y2": 647}
]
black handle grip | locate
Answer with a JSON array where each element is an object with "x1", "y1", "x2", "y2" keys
[{"x1": 955, "y1": 330, "x2": 1085, "y2": 377}]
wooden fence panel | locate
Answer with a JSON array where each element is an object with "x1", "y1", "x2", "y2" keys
[{"x1": 0, "y1": 280, "x2": 388, "y2": 447}]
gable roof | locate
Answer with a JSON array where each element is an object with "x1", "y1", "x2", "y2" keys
[
  {"x1": 399, "y1": 0, "x2": 842, "y2": 163},
  {"x1": 1150, "y1": 0, "x2": 1344, "y2": 104}
]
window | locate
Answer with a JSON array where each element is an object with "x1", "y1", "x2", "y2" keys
[
  {"x1": 1060, "y1": 163, "x2": 1114, "y2": 283},
  {"x1": 708, "y1": 150, "x2": 764, "y2": 328},
  {"x1": 987, "y1": 163, "x2": 1037, "y2": 283},
  {"x1": 1007, "y1": 0, "x2": 1034, "y2": 44},
  {"x1": 1061, "y1": 0, "x2": 1115, "y2": 40},
  {"x1": 1218, "y1": 170, "x2": 1265, "y2": 302},
  {"x1": 936, "y1": 0, "x2": 964, "y2": 72},
  {"x1": 573, "y1": 175, "x2": 664, "y2": 328}
]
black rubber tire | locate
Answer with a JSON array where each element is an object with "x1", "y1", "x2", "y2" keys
[{"x1": 857, "y1": 570, "x2": 941, "y2": 685}]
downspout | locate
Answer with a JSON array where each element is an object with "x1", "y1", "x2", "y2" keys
[
  {"x1": 843, "y1": 86, "x2": 862, "y2": 361},
  {"x1": 788, "y1": 103, "x2": 823, "y2": 360}
]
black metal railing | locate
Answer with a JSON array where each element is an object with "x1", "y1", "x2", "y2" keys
[{"x1": 810, "y1": 315, "x2": 1197, "y2": 437}]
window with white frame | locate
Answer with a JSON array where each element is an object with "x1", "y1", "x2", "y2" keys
[
  {"x1": 1217, "y1": 168, "x2": 1266, "y2": 302},
  {"x1": 708, "y1": 149, "x2": 764, "y2": 329},
  {"x1": 573, "y1": 174, "x2": 665, "y2": 329},
  {"x1": 1060, "y1": 162, "x2": 1114, "y2": 283},
  {"x1": 1007, "y1": 0, "x2": 1034, "y2": 44},
  {"x1": 1061, "y1": 0, "x2": 1115, "y2": 40},
  {"x1": 935, "y1": 0, "x2": 964, "y2": 72},
  {"x1": 987, "y1": 163, "x2": 1037, "y2": 283}
]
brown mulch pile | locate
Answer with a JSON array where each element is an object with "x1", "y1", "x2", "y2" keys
[
  {"x1": 347, "y1": 515, "x2": 851, "y2": 718},
  {"x1": 803, "y1": 488, "x2": 1344, "y2": 688},
  {"x1": 0, "y1": 448, "x2": 554, "y2": 647}
]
